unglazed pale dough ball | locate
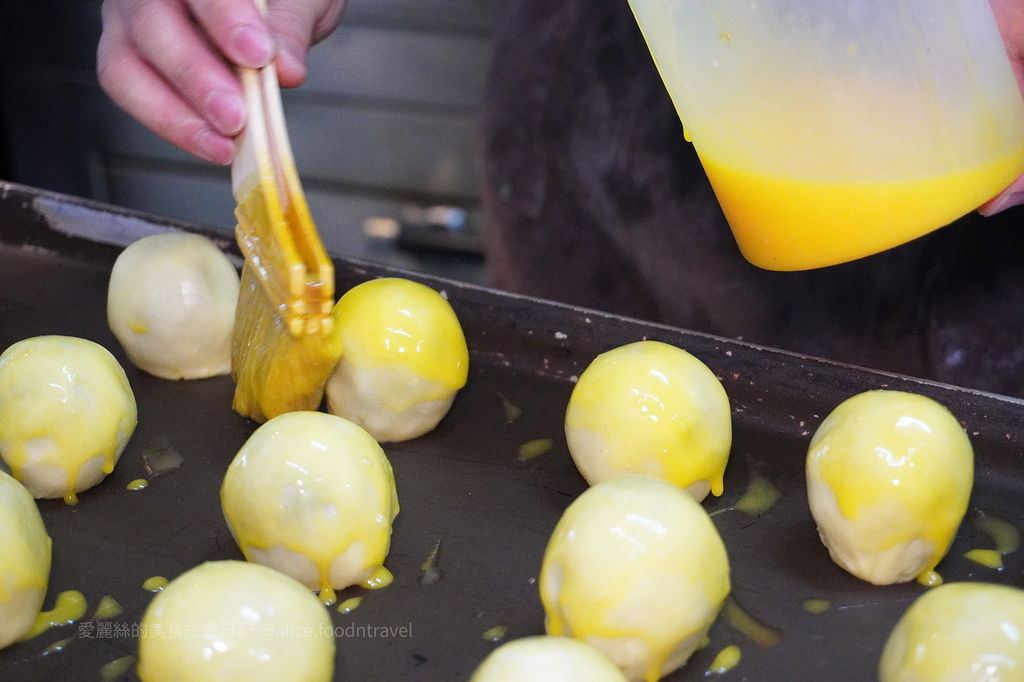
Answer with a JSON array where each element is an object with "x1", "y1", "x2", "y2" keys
[
  {"x1": 107, "y1": 232, "x2": 239, "y2": 380},
  {"x1": 221, "y1": 411, "x2": 399, "y2": 605},
  {"x1": 325, "y1": 277, "x2": 468, "y2": 442},
  {"x1": 470, "y1": 636, "x2": 628, "y2": 682},
  {"x1": 879, "y1": 582, "x2": 1024, "y2": 681},
  {"x1": 540, "y1": 474, "x2": 730, "y2": 682},
  {"x1": 0, "y1": 336, "x2": 137, "y2": 504},
  {"x1": 0, "y1": 470, "x2": 51, "y2": 649},
  {"x1": 807, "y1": 390, "x2": 973, "y2": 586},
  {"x1": 137, "y1": 560, "x2": 335, "y2": 682},
  {"x1": 565, "y1": 340, "x2": 731, "y2": 501}
]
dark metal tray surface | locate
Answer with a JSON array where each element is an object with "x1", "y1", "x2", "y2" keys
[{"x1": 1, "y1": 180, "x2": 1022, "y2": 681}]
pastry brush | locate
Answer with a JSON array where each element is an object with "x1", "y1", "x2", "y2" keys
[{"x1": 230, "y1": 2, "x2": 342, "y2": 422}]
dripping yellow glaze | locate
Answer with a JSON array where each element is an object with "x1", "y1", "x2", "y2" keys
[
  {"x1": 564, "y1": 341, "x2": 732, "y2": 502},
  {"x1": 722, "y1": 596, "x2": 782, "y2": 648},
  {"x1": 24, "y1": 590, "x2": 86, "y2": 640},
  {"x1": 540, "y1": 475, "x2": 730, "y2": 682},
  {"x1": 143, "y1": 577, "x2": 168, "y2": 592},
  {"x1": 362, "y1": 566, "x2": 394, "y2": 589},
  {"x1": 325, "y1": 277, "x2": 469, "y2": 442},
  {"x1": 93, "y1": 595, "x2": 123, "y2": 620},
  {"x1": 880, "y1": 582, "x2": 1024, "y2": 681},
  {"x1": 419, "y1": 538, "x2": 444, "y2": 585},
  {"x1": 706, "y1": 645, "x2": 741, "y2": 675},
  {"x1": 127, "y1": 479, "x2": 149, "y2": 491},
  {"x1": 0, "y1": 470, "x2": 51, "y2": 649},
  {"x1": 497, "y1": 392, "x2": 523, "y2": 424},
  {"x1": 518, "y1": 438, "x2": 553, "y2": 461},
  {"x1": 733, "y1": 473, "x2": 782, "y2": 517},
  {"x1": 0, "y1": 336, "x2": 137, "y2": 504},
  {"x1": 802, "y1": 598, "x2": 832, "y2": 615},
  {"x1": 221, "y1": 411, "x2": 399, "y2": 600},
  {"x1": 482, "y1": 625, "x2": 508, "y2": 642},
  {"x1": 337, "y1": 596, "x2": 362, "y2": 614},
  {"x1": 43, "y1": 636, "x2": 73, "y2": 655},
  {"x1": 973, "y1": 510, "x2": 1020, "y2": 553},
  {"x1": 137, "y1": 561, "x2": 334, "y2": 682},
  {"x1": 806, "y1": 390, "x2": 973, "y2": 585},
  {"x1": 964, "y1": 549, "x2": 1003, "y2": 569},
  {"x1": 99, "y1": 656, "x2": 136, "y2": 682}
]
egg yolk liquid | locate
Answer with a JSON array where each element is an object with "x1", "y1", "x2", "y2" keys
[{"x1": 698, "y1": 143, "x2": 1024, "y2": 271}]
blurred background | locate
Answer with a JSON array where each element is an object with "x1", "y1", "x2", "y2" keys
[{"x1": 0, "y1": 0, "x2": 494, "y2": 284}]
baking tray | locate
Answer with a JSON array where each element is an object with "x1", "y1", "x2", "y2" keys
[{"x1": 1, "y1": 179, "x2": 1023, "y2": 681}]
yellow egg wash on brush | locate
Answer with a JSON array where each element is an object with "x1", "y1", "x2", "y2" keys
[
  {"x1": 230, "y1": 177, "x2": 342, "y2": 422},
  {"x1": 230, "y1": 25, "x2": 341, "y2": 423},
  {"x1": 332, "y1": 278, "x2": 469, "y2": 396}
]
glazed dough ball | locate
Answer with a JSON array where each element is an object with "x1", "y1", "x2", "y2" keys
[
  {"x1": 807, "y1": 390, "x2": 973, "y2": 585},
  {"x1": 107, "y1": 232, "x2": 239, "y2": 380},
  {"x1": 0, "y1": 470, "x2": 51, "y2": 649},
  {"x1": 470, "y1": 636, "x2": 628, "y2": 682},
  {"x1": 325, "y1": 277, "x2": 468, "y2": 442},
  {"x1": 137, "y1": 560, "x2": 335, "y2": 682},
  {"x1": 564, "y1": 340, "x2": 732, "y2": 501},
  {"x1": 0, "y1": 335, "x2": 137, "y2": 504},
  {"x1": 540, "y1": 474, "x2": 730, "y2": 682},
  {"x1": 879, "y1": 582, "x2": 1024, "y2": 681},
  {"x1": 221, "y1": 411, "x2": 399, "y2": 605}
]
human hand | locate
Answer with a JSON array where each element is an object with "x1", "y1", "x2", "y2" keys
[
  {"x1": 97, "y1": 0, "x2": 345, "y2": 165},
  {"x1": 979, "y1": 0, "x2": 1024, "y2": 215}
]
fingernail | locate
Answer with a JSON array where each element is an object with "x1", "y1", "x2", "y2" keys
[
  {"x1": 277, "y1": 45, "x2": 307, "y2": 84},
  {"x1": 232, "y1": 24, "x2": 274, "y2": 67},
  {"x1": 205, "y1": 90, "x2": 246, "y2": 136},
  {"x1": 194, "y1": 128, "x2": 235, "y2": 166},
  {"x1": 978, "y1": 189, "x2": 1021, "y2": 217}
]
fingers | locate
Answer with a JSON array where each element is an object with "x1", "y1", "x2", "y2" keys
[
  {"x1": 266, "y1": 0, "x2": 346, "y2": 87},
  {"x1": 981, "y1": 0, "x2": 1024, "y2": 215},
  {"x1": 98, "y1": 0, "x2": 237, "y2": 164},
  {"x1": 186, "y1": 0, "x2": 275, "y2": 69},
  {"x1": 123, "y1": 1, "x2": 250, "y2": 130},
  {"x1": 978, "y1": 173, "x2": 1024, "y2": 216},
  {"x1": 97, "y1": 0, "x2": 345, "y2": 163}
]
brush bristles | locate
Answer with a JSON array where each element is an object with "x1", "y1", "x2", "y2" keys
[{"x1": 231, "y1": 262, "x2": 342, "y2": 422}]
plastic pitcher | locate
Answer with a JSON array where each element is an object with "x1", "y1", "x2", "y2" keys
[{"x1": 628, "y1": 0, "x2": 1024, "y2": 270}]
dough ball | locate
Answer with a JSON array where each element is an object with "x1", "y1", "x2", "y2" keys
[
  {"x1": 880, "y1": 582, "x2": 1024, "y2": 681},
  {"x1": 540, "y1": 474, "x2": 730, "y2": 681},
  {"x1": 107, "y1": 232, "x2": 239, "y2": 380},
  {"x1": 807, "y1": 390, "x2": 973, "y2": 585},
  {"x1": 325, "y1": 277, "x2": 468, "y2": 442},
  {"x1": 221, "y1": 411, "x2": 399, "y2": 605},
  {"x1": 470, "y1": 636, "x2": 628, "y2": 682},
  {"x1": 565, "y1": 340, "x2": 731, "y2": 501},
  {"x1": 0, "y1": 335, "x2": 137, "y2": 503},
  {"x1": 137, "y1": 560, "x2": 334, "y2": 682},
  {"x1": 0, "y1": 470, "x2": 51, "y2": 649}
]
